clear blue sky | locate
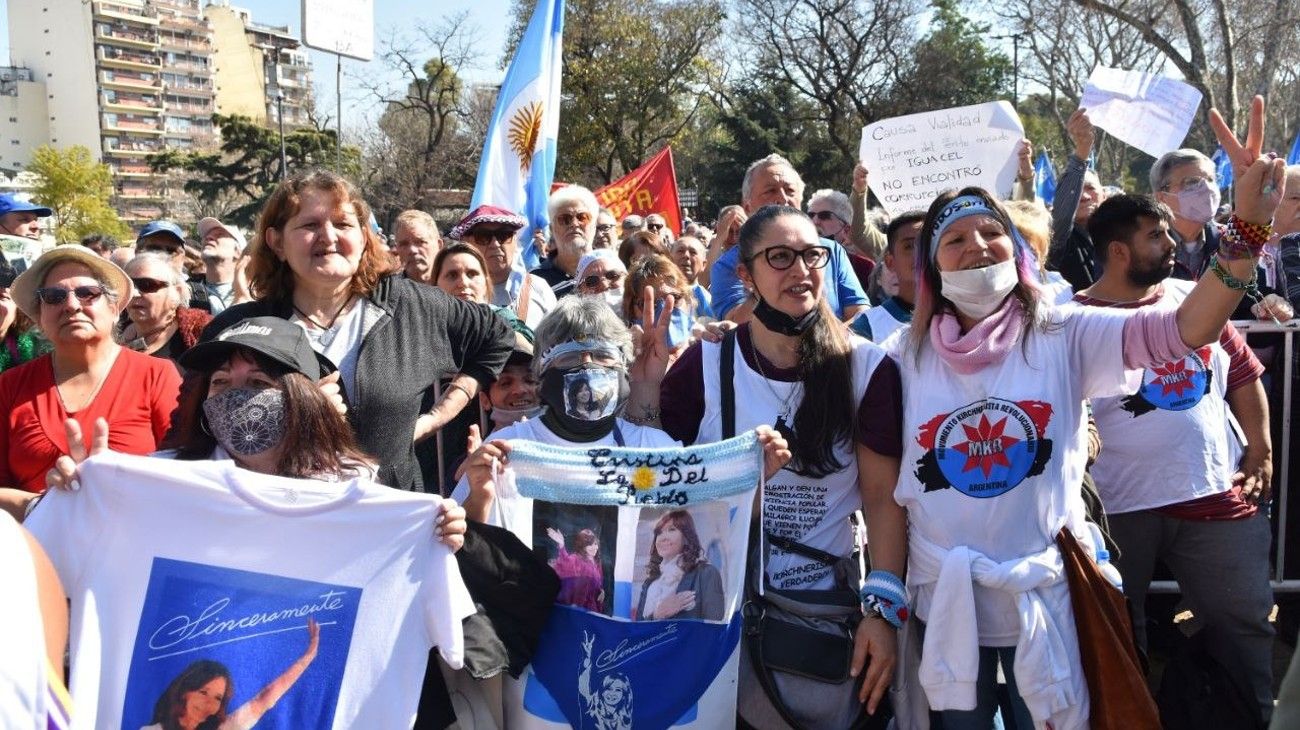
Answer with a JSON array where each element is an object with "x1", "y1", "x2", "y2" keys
[{"x1": 0, "y1": 0, "x2": 514, "y2": 136}]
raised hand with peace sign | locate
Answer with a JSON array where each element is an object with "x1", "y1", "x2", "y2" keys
[{"x1": 1211, "y1": 95, "x2": 1286, "y2": 228}]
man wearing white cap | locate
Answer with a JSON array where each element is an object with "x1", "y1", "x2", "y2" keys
[{"x1": 197, "y1": 217, "x2": 247, "y2": 314}]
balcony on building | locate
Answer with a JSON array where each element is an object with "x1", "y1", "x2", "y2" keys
[
  {"x1": 115, "y1": 184, "x2": 165, "y2": 201},
  {"x1": 159, "y1": 31, "x2": 210, "y2": 53},
  {"x1": 94, "y1": 22, "x2": 159, "y2": 50},
  {"x1": 164, "y1": 53, "x2": 211, "y2": 77},
  {"x1": 96, "y1": 46, "x2": 162, "y2": 71},
  {"x1": 102, "y1": 112, "x2": 164, "y2": 135},
  {"x1": 99, "y1": 69, "x2": 163, "y2": 91},
  {"x1": 108, "y1": 160, "x2": 156, "y2": 177},
  {"x1": 103, "y1": 136, "x2": 163, "y2": 156},
  {"x1": 100, "y1": 88, "x2": 162, "y2": 113},
  {"x1": 91, "y1": 1, "x2": 159, "y2": 26}
]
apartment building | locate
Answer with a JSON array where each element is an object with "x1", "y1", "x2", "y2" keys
[
  {"x1": 208, "y1": 3, "x2": 313, "y2": 130},
  {"x1": 6, "y1": 0, "x2": 311, "y2": 225},
  {"x1": 0, "y1": 67, "x2": 50, "y2": 174}
]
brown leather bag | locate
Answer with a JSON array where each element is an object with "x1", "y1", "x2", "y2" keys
[{"x1": 1055, "y1": 527, "x2": 1161, "y2": 729}]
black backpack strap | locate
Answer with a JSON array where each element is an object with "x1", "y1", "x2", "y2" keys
[
  {"x1": 765, "y1": 531, "x2": 842, "y2": 567},
  {"x1": 720, "y1": 329, "x2": 736, "y2": 439}
]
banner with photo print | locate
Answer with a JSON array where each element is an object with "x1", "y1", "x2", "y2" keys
[{"x1": 504, "y1": 431, "x2": 761, "y2": 730}]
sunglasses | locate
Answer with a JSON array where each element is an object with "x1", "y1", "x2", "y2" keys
[
  {"x1": 140, "y1": 243, "x2": 183, "y2": 256},
  {"x1": 36, "y1": 285, "x2": 107, "y2": 306},
  {"x1": 808, "y1": 210, "x2": 844, "y2": 223},
  {"x1": 748, "y1": 245, "x2": 832, "y2": 271},
  {"x1": 646, "y1": 223, "x2": 665, "y2": 232},
  {"x1": 581, "y1": 271, "x2": 624, "y2": 289},
  {"x1": 557, "y1": 211, "x2": 592, "y2": 227},
  {"x1": 131, "y1": 277, "x2": 169, "y2": 294},
  {"x1": 472, "y1": 229, "x2": 516, "y2": 244}
]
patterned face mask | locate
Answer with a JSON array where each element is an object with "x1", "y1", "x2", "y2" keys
[{"x1": 202, "y1": 387, "x2": 288, "y2": 457}]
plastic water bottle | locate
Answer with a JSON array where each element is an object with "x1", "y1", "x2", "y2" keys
[{"x1": 1096, "y1": 549, "x2": 1123, "y2": 591}]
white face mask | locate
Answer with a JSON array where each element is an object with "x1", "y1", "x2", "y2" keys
[
  {"x1": 939, "y1": 259, "x2": 1018, "y2": 320},
  {"x1": 1174, "y1": 181, "x2": 1220, "y2": 226},
  {"x1": 603, "y1": 287, "x2": 624, "y2": 311},
  {"x1": 489, "y1": 403, "x2": 545, "y2": 427}
]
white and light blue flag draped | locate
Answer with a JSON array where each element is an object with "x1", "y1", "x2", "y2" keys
[
  {"x1": 1033, "y1": 151, "x2": 1056, "y2": 207},
  {"x1": 1212, "y1": 145, "x2": 1233, "y2": 190},
  {"x1": 470, "y1": 0, "x2": 564, "y2": 271},
  {"x1": 499, "y1": 431, "x2": 762, "y2": 729}
]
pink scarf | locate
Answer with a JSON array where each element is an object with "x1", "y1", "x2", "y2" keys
[{"x1": 928, "y1": 299, "x2": 1026, "y2": 374}]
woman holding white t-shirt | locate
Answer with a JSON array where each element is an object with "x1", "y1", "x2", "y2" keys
[
  {"x1": 884, "y1": 98, "x2": 1282, "y2": 729},
  {"x1": 642, "y1": 204, "x2": 908, "y2": 729}
]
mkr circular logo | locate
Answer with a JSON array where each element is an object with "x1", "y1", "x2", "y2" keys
[
  {"x1": 932, "y1": 398, "x2": 1041, "y2": 498},
  {"x1": 1138, "y1": 351, "x2": 1209, "y2": 412}
]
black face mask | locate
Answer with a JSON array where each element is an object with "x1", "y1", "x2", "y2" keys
[
  {"x1": 751, "y1": 296, "x2": 822, "y2": 337},
  {"x1": 539, "y1": 364, "x2": 629, "y2": 440}
]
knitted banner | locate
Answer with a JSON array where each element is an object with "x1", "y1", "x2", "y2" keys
[{"x1": 503, "y1": 431, "x2": 762, "y2": 730}]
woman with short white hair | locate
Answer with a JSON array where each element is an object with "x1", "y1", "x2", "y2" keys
[{"x1": 118, "y1": 252, "x2": 213, "y2": 365}]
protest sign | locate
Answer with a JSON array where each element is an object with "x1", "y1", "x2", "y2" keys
[
  {"x1": 860, "y1": 101, "x2": 1024, "y2": 215},
  {"x1": 1079, "y1": 67, "x2": 1202, "y2": 158},
  {"x1": 499, "y1": 431, "x2": 762, "y2": 730}
]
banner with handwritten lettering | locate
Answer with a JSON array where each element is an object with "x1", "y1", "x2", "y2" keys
[
  {"x1": 120, "y1": 558, "x2": 358, "y2": 729},
  {"x1": 859, "y1": 100, "x2": 1024, "y2": 215},
  {"x1": 503, "y1": 431, "x2": 761, "y2": 730}
]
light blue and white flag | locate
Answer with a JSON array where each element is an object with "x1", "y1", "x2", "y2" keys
[
  {"x1": 470, "y1": 0, "x2": 564, "y2": 271},
  {"x1": 500, "y1": 431, "x2": 762, "y2": 729},
  {"x1": 1287, "y1": 131, "x2": 1300, "y2": 166},
  {"x1": 1212, "y1": 145, "x2": 1233, "y2": 190},
  {"x1": 1033, "y1": 151, "x2": 1056, "y2": 207}
]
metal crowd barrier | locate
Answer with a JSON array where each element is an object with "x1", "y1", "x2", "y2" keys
[{"x1": 1148, "y1": 319, "x2": 1299, "y2": 593}]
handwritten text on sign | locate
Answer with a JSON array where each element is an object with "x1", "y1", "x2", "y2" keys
[{"x1": 860, "y1": 101, "x2": 1024, "y2": 215}]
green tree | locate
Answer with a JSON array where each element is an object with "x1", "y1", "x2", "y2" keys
[
  {"x1": 885, "y1": 0, "x2": 1012, "y2": 115},
  {"x1": 150, "y1": 114, "x2": 359, "y2": 229},
  {"x1": 26, "y1": 145, "x2": 130, "y2": 243},
  {"x1": 508, "y1": 0, "x2": 725, "y2": 185}
]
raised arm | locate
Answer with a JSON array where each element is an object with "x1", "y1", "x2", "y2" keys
[
  {"x1": 1175, "y1": 97, "x2": 1286, "y2": 348},
  {"x1": 225, "y1": 619, "x2": 319, "y2": 727},
  {"x1": 1048, "y1": 110, "x2": 1095, "y2": 262}
]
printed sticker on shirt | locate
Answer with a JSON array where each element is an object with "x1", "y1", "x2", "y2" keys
[
  {"x1": 914, "y1": 398, "x2": 1054, "y2": 498},
  {"x1": 120, "y1": 558, "x2": 360, "y2": 730},
  {"x1": 1120, "y1": 346, "x2": 1213, "y2": 416},
  {"x1": 509, "y1": 434, "x2": 758, "y2": 729}
]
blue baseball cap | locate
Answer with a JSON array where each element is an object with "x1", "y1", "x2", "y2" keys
[
  {"x1": 136, "y1": 220, "x2": 186, "y2": 247},
  {"x1": 0, "y1": 194, "x2": 52, "y2": 218}
]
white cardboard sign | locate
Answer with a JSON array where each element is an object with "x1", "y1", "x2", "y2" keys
[
  {"x1": 860, "y1": 101, "x2": 1024, "y2": 215},
  {"x1": 1079, "y1": 66, "x2": 1201, "y2": 159}
]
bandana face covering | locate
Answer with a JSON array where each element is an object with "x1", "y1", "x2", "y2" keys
[
  {"x1": 939, "y1": 259, "x2": 1019, "y2": 321},
  {"x1": 202, "y1": 387, "x2": 288, "y2": 457},
  {"x1": 751, "y1": 296, "x2": 821, "y2": 337}
]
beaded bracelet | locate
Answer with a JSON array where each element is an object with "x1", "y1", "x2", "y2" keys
[
  {"x1": 1210, "y1": 255, "x2": 1260, "y2": 299},
  {"x1": 1220, "y1": 214, "x2": 1273, "y2": 260}
]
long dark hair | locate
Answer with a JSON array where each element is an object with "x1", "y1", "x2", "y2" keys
[
  {"x1": 151, "y1": 659, "x2": 232, "y2": 730},
  {"x1": 738, "y1": 205, "x2": 854, "y2": 478},
  {"x1": 165, "y1": 348, "x2": 373, "y2": 478},
  {"x1": 646, "y1": 509, "x2": 705, "y2": 581},
  {"x1": 910, "y1": 187, "x2": 1045, "y2": 356}
]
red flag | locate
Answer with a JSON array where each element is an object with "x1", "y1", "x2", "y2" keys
[{"x1": 593, "y1": 147, "x2": 681, "y2": 236}]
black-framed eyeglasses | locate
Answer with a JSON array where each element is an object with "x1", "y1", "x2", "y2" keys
[
  {"x1": 131, "y1": 277, "x2": 169, "y2": 294},
  {"x1": 581, "y1": 271, "x2": 624, "y2": 289},
  {"x1": 808, "y1": 210, "x2": 844, "y2": 223},
  {"x1": 747, "y1": 245, "x2": 831, "y2": 271},
  {"x1": 36, "y1": 285, "x2": 107, "y2": 306}
]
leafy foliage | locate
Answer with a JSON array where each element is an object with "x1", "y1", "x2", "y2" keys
[{"x1": 27, "y1": 145, "x2": 130, "y2": 243}]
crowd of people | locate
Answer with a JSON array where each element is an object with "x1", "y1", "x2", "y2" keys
[{"x1": 1, "y1": 93, "x2": 1299, "y2": 730}]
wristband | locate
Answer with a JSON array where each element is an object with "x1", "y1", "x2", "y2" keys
[
  {"x1": 1220, "y1": 214, "x2": 1272, "y2": 260},
  {"x1": 860, "y1": 570, "x2": 908, "y2": 628},
  {"x1": 1210, "y1": 255, "x2": 1260, "y2": 298}
]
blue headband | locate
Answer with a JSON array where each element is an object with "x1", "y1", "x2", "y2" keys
[{"x1": 929, "y1": 195, "x2": 999, "y2": 261}]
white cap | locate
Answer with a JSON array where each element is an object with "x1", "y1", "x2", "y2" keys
[{"x1": 197, "y1": 217, "x2": 248, "y2": 254}]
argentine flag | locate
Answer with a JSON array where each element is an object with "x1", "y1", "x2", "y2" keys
[
  {"x1": 1287, "y1": 131, "x2": 1300, "y2": 166},
  {"x1": 1033, "y1": 151, "x2": 1056, "y2": 207},
  {"x1": 471, "y1": 0, "x2": 565, "y2": 270},
  {"x1": 1211, "y1": 145, "x2": 1233, "y2": 190}
]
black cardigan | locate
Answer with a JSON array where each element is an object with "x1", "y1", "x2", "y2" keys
[{"x1": 200, "y1": 274, "x2": 514, "y2": 491}]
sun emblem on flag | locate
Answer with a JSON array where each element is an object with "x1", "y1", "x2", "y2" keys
[
  {"x1": 951, "y1": 414, "x2": 1020, "y2": 478},
  {"x1": 507, "y1": 101, "x2": 545, "y2": 174},
  {"x1": 632, "y1": 466, "x2": 657, "y2": 491}
]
